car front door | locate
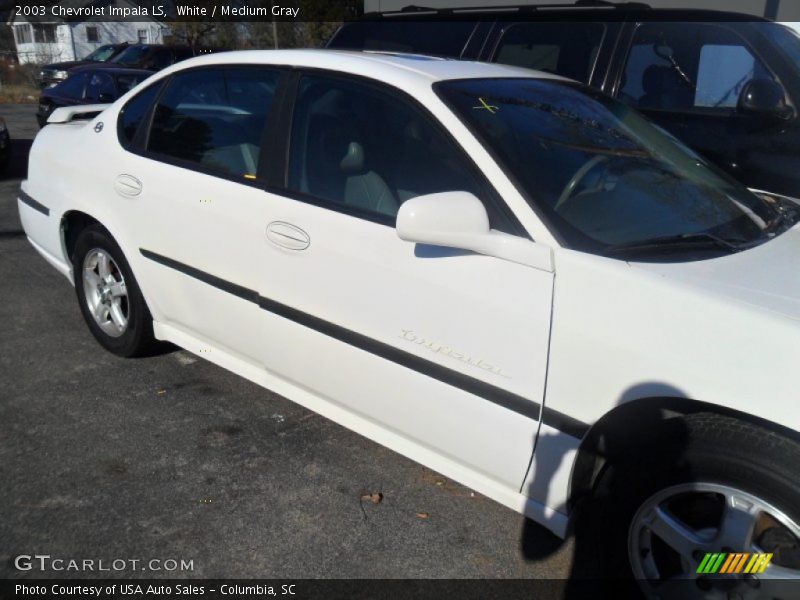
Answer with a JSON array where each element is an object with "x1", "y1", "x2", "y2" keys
[
  {"x1": 249, "y1": 72, "x2": 555, "y2": 489},
  {"x1": 113, "y1": 66, "x2": 285, "y2": 361},
  {"x1": 614, "y1": 21, "x2": 800, "y2": 199}
]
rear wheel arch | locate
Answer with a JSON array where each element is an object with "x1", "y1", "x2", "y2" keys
[
  {"x1": 70, "y1": 223, "x2": 157, "y2": 357},
  {"x1": 61, "y1": 210, "x2": 102, "y2": 265},
  {"x1": 568, "y1": 396, "x2": 800, "y2": 513},
  {"x1": 60, "y1": 212, "x2": 152, "y2": 314}
]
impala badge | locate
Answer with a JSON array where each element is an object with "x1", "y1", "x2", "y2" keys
[
  {"x1": 94, "y1": 122, "x2": 104, "y2": 133},
  {"x1": 399, "y1": 329, "x2": 510, "y2": 379}
]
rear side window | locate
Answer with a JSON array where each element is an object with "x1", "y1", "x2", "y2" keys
[
  {"x1": 328, "y1": 21, "x2": 477, "y2": 57},
  {"x1": 146, "y1": 68, "x2": 279, "y2": 178},
  {"x1": 492, "y1": 22, "x2": 606, "y2": 83},
  {"x1": 619, "y1": 23, "x2": 777, "y2": 111},
  {"x1": 117, "y1": 80, "x2": 164, "y2": 147}
]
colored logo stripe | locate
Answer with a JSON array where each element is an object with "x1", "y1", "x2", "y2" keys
[{"x1": 697, "y1": 553, "x2": 773, "y2": 574}]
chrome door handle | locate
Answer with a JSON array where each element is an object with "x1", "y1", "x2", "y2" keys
[
  {"x1": 114, "y1": 174, "x2": 142, "y2": 197},
  {"x1": 266, "y1": 221, "x2": 310, "y2": 251}
]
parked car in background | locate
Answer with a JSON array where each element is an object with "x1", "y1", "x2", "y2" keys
[
  {"x1": 108, "y1": 44, "x2": 219, "y2": 72},
  {"x1": 0, "y1": 117, "x2": 10, "y2": 170},
  {"x1": 328, "y1": 3, "x2": 800, "y2": 202},
  {"x1": 36, "y1": 67, "x2": 152, "y2": 128},
  {"x1": 18, "y1": 50, "x2": 800, "y2": 595},
  {"x1": 39, "y1": 43, "x2": 130, "y2": 88}
]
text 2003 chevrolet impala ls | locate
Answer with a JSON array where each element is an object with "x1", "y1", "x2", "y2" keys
[{"x1": 18, "y1": 49, "x2": 800, "y2": 592}]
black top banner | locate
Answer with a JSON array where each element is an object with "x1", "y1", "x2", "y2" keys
[{"x1": 2, "y1": 0, "x2": 794, "y2": 24}]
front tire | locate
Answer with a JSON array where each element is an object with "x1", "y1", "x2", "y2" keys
[
  {"x1": 72, "y1": 224, "x2": 155, "y2": 357},
  {"x1": 590, "y1": 413, "x2": 800, "y2": 599}
]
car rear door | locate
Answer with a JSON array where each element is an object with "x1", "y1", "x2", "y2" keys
[
  {"x1": 113, "y1": 66, "x2": 287, "y2": 362},
  {"x1": 245, "y1": 71, "x2": 555, "y2": 490}
]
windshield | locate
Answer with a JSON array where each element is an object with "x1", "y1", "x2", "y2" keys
[
  {"x1": 111, "y1": 46, "x2": 149, "y2": 66},
  {"x1": 437, "y1": 78, "x2": 789, "y2": 260},
  {"x1": 755, "y1": 22, "x2": 800, "y2": 66},
  {"x1": 84, "y1": 45, "x2": 118, "y2": 62}
]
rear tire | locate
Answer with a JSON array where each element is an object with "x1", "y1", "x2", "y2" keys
[
  {"x1": 72, "y1": 224, "x2": 155, "y2": 357},
  {"x1": 587, "y1": 413, "x2": 800, "y2": 598}
]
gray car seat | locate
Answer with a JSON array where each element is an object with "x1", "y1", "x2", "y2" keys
[{"x1": 305, "y1": 114, "x2": 398, "y2": 217}]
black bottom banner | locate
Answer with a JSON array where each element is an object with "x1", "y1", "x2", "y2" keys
[{"x1": 0, "y1": 579, "x2": 651, "y2": 600}]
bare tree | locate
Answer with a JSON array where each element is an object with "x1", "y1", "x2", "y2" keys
[{"x1": 167, "y1": 22, "x2": 217, "y2": 50}]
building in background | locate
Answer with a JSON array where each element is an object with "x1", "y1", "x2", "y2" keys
[
  {"x1": 364, "y1": 0, "x2": 800, "y2": 21},
  {"x1": 6, "y1": 0, "x2": 169, "y2": 64}
]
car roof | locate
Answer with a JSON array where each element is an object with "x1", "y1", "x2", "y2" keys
[
  {"x1": 69, "y1": 65, "x2": 154, "y2": 76},
  {"x1": 362, "y1": 3, "x2": 769, "y2": 22},
  {"x1": 161, "y1": 48, "x2": 565, "y2": 86}
]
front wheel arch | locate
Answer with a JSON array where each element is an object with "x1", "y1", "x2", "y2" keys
[{"x1": 568, "y1": 396, "x2": 800, "y2": 515}]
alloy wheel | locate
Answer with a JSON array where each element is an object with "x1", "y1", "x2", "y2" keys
[
  {"x1": 82, "y1": 248, "x2": 129, "y2": 338},
  {"x1": 629, "y1": 482, "x2": 800, "y2": 599}
]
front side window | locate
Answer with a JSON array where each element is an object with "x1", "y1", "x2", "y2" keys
[
  {"x1": 437, "y1": 78, "x2": 791, "y2": 260},
  {"x1": 492, "y1": 22, "x2": 605, "y2": 84},
  {"x1": 85, "y1": 72, "x2": 115, "y2": 102},
  {"x1": 54, "y1": 72, "x2": 88, "y2": 100},
  {"x1": 287, "y1": 74, "x2": 511, "y2": 230},
  {"x1": 146, "y1": 68, "x2": 279, "y2": 178},
  {"x1": 620, "y1": 23, "x2": 776, "y2": 111}
]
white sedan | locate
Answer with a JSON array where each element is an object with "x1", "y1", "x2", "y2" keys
[{"x1": 18, "y1": 49, "x2": 800, "y2": 593}]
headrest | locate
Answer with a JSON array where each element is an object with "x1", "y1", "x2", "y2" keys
[
  {"x1": 642, "y1": 65, "x2": 669, "y2": 94},
  {"x1": 308, "y1": 113, "x2": 365, "y2": 174},
  {"x1": 339, "y1": 141, "x2": 364, "y2": 173}
]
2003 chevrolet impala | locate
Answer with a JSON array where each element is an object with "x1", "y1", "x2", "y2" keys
[{"x1": 18, "y1": 49, "x2": 800, "y2": 592}]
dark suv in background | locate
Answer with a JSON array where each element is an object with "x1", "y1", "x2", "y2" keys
[
  {"x1": 108, "y1": 44, "x2": 196, "y2": 71},
  {"x1": 36, "y1": 66, "x2": 152, "y2": 128},
  {"x1": 328, "y1": 2, "x2": 800, "y2": 202},
  {"x1": 39, "y1": 43, "x2": 129, "y2": 88}
]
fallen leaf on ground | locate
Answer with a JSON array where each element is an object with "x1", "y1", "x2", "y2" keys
[
  {"x1": 156, "y1": 390, "x2": 166, "y2": 395},
  {"x1": 360, "y1": 492, "x2": 383, "y2": 504},
  {"x1": 415, "y1": 512, "x2": 429, "y2": 519}
]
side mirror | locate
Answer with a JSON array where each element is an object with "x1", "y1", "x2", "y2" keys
[
  {"x1": 396, "y1": 191, "x2": 552, "y2": 271},
  {"x1": 737, "y1": 78, "x2": 793, "y2": 120}
]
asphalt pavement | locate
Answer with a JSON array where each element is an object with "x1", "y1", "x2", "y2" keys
[{"x1": 0, "y1": 104, "x2": 578, "y2": 580}]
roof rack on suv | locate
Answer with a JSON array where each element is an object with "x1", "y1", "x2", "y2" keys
[{"x1": 390, "y1": 1, "x2": 651, "y2": 16}]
